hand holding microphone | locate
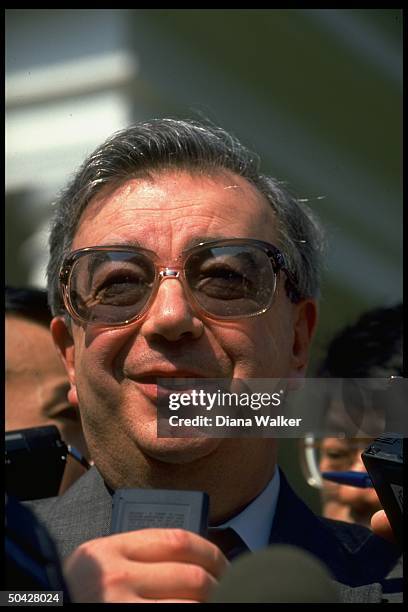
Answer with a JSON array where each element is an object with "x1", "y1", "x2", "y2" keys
[{"x1": 64, "y1": 489, "x2": 229, "y2": 603}]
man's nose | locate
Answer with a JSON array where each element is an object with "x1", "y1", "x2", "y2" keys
[
  {"x1": 140, "y1": 276, "x2": 204, "y2": 342},
  {"x1": 350, "y1": 454, "x2": 366, "y2": 472}
]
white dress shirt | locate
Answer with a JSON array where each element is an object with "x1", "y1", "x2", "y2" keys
[{"x1": 211, "y1": 467, "x2": 280, "y2": 551}]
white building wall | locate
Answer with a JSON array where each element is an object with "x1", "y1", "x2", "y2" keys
[{"x1": 6, "y1": 9, "x2": 139, "y2": 287}]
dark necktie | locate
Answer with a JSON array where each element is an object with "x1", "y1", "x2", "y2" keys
[{"x1": 208, "y1": 527, "x2": 250, "y2": 561}]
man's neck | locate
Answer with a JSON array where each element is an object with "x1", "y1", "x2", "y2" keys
[{"x1": 101, "y1": 438, "x2": 277, "y2": 523}]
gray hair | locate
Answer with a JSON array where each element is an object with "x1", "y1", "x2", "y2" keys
[{"x1": 47, "y1": 118, "x2": 326, "y2": 316}]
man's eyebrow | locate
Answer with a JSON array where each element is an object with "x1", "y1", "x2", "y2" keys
[
  {"x1": 93, "y1": 240, "x2": 143, "y2": 248},
  {"x1": 91, "y1": 237, "x2": 232, "y2": 250}
]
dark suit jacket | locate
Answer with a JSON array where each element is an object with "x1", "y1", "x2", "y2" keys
[{"x1": 26, "y1": 467, "x2": 402, "y2": 603}]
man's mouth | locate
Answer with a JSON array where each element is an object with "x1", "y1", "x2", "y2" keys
[{"x1": 130, "y1": 372, "x2": 208, "y2": 402}]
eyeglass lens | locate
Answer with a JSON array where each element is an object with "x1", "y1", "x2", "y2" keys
[
  {"x1": 185, "y1": 245, "x2": 275, "y2": 318},
  {"x1": 69, "y1": 250, "x2": 156, "y2": 324},
  {"x1": 67, "y1": 244, "x2": 277, "y2": 324}
]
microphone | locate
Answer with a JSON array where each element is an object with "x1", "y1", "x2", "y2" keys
[
  {"x1": 5, "y1": 425, "x2": 91, "y2": 501},
  {"x1": 209, "y1": 544, "x2": 339, "y2": 603}
]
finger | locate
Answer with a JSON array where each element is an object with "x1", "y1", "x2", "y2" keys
[
  {"x1": 115, "y1": 529, "x2": 229, "y2": 578},
  {"x1": 371, "y1": 510, "x2": 395, "y2": 543},
  {"x1": 132, "y1": 561, "x2": 218, "y2": 602}
]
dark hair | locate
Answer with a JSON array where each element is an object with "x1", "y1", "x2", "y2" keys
[
  {"x1": 5, "y1": 286, "x2": 52, "y2": 328},
  {"x1": 47, "y1": 118, "x2": 326, "y2": 316},
  {"x1": 318, "y1": 304, "x2": 403, "y2": 378}
]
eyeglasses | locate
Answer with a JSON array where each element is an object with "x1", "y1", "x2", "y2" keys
[
  {"x1": 300, "y1": 436, "x2": 372, "y2": 489},
  {"x1": 59, "y1": 238, "x2": 300, "y2": 327}
]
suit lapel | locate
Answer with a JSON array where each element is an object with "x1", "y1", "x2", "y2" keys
[{"x1": 269, "y1": 470, "x2": 357, "y2": 585}]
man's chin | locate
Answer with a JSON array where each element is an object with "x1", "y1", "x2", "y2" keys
[{"x1": 138, "y1": 435, "x2": 222, "y2": 465}]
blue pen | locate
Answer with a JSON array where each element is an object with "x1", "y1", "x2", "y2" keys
[{"x1": 321, "y1": 471, "x2": 373, "y2": 488}]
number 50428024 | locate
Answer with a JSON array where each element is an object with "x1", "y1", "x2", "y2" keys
[{"x1": 2, "y1": 592, "x2": 63, "y2": 605}]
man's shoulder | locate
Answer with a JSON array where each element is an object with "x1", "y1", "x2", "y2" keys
[
  {"x1": 26, "y1": 465, "x2": 105, "y2": 514},
  {"x1": 24, "y1": 466, "x2": 112, "y2": 558}
]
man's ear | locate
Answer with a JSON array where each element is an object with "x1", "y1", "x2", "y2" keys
[
  {"x1": 291, "y1": 299, "x2": 318, "y2": 377},
  {"x1": 50, "y1": 316, "x2": 78, "y2": 406}
]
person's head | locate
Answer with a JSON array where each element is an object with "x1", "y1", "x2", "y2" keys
[
  {"x1": 316, "y1": 304, "x2": 403, "y2": 526},
  {"x1": 47, "y1": 118, "x2": 323, "y2": 514},
  {"x1": 5, "y1": 286, "x2": 90, "y2": 491},
  {"x1": 318, "y1": 304, "x2": 403, "y2": 380}
]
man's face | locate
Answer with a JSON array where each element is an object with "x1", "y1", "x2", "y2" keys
[
  {"x1": 53, "y1": 170, "x2": 316, "y2": 484},
  {"x1": 319, "y1": 437, "x2": 381, "y2": 526},
  {"x1": 5, "y1": 315, "x2": 87, "y2": 457}
]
